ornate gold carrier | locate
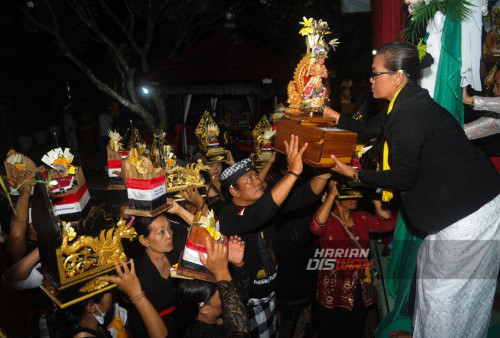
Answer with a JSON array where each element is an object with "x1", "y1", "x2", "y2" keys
[
  {"x1": 195, "y1": 111, "x2": 228, "y2": 163},
  {"x1": 252, "y1": 116, "x2": 275, "y2": 168},
  {"x1": 32, "y1": 173, "x2": 136, "y2": 308}
]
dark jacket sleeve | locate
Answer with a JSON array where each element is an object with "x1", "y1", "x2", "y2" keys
[
  {"x1": 337, "y1": 110, "x2": 387, "y2": 142},
  {"x1": 217, "y1": 280, "x2": 248, "y2": 335},
  {"x1": 358, "y1": 106, "x2": 428, "y2": 191}
]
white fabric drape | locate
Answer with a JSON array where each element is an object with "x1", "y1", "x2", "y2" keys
[
  {"x1": 460, "y1": 0, "x2": 483, "y2": 90},
  {"x1": 420, "y1": 11, "x2": 445, "y2": 97}
]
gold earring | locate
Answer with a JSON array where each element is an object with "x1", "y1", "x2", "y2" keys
[{"x1": 395, "y1": 83, "x2": 399, "y2": 88}]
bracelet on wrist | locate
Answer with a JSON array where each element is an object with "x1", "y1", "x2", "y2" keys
[
  {"x1": 352, "y1": 169, "x2": 361, "y2": 183},
  {"x1": 130, "y1": 291, "x2": 146, "y2": 304},
  {"x1": 287, "y1": 170, "x2": 300, "y2": 178},
  {"x1": 313, "y1": 214, "x2": 327, "y2": 227},
  {"x1": 316, "y1": 173, "x2": 332, "y2": 181}
]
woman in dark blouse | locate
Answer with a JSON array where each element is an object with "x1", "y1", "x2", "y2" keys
[{"x1": 127, "y1": 215, "x2": 187, "y2": 337}]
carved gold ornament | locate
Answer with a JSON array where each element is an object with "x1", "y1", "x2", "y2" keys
[
  {"x1": 79, "y1": 278, "x2": 110, "y2": 293},
  {"x1": 165, "y1": 159, "x2": 208, "y2": 192},
  {"x1": 60, "y1": 218, "x2": 137, "y2": 278},
  {"x1": 195, "y1": 112, "x2": 226, "y2": 156},
  {"x1": 252, "y1": 116, "x2": 275, "y2": 161}
]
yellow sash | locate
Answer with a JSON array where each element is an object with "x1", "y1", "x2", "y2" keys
[{"x1": 382, "y1": 87, "x2": 404, "y2": 202}]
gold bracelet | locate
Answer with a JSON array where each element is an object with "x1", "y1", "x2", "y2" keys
[{"x1": 353, "y1": 169, "x2": 361, "y2": 183}]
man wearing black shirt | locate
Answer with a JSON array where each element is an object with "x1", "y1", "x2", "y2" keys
[{"x1": 218, "y1": 135, "x2": 331, "y2": 337}]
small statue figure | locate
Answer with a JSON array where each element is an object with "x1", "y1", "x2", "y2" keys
[
  {"x1": 302, "y1": 46, "x2": 329, "y2": 110},
  {"x1": 286, "y1": 17, "x2": 339, "y2": 115}
]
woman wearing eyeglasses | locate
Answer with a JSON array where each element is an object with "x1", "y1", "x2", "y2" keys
[{"x1": 324, "y1": 41, "x2": 500, "y2": 337}]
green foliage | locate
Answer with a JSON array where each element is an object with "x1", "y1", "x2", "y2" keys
[
  {"x1": 404, "y1": 0, "x2": 474, "y2": 43},
  {"x1": 0, "y1": 172, "x2": 52, "y2": 215},
  {"x1": 0, "y1": 176, "x2": 15, "y2": 213},
  {"x1": 417, "y1": 39, "x2": 427, "y2": 61}
]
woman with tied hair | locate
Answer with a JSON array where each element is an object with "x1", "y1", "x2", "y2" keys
[
  {"x1": 324, "y1": 41, "x2": 500, "y2": 337},
  {"x1": 176, "y1": 236, "x2": 250, "y2": 337},
  {"x1": 124, "y1": 213, "x2": 187, "y2": 337}
]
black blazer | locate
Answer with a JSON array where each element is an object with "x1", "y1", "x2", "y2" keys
[{"x1": 338, "y1": 84, "x2": 500, "y2": 233}]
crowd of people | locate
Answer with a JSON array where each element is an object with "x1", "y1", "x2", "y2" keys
[{"x1": 0, "y1": 41, "x2": 499, "y2": 338}]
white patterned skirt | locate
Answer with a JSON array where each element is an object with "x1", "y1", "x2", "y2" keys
[{"x1": 414, "y1": 193, "x2": 500, "y2": 338}]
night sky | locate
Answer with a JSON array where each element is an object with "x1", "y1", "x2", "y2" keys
[{"x1": 0, "y1": 0, "x2": 372, "y2": 159}]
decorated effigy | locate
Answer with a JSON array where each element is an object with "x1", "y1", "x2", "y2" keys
[
  {"x1": 172, "y1": 210, "x2": 225, "y2": 282},
  {"x1": 31, "y1": 174, "x2": 136, "y2": 308},
  {"x1": 195, "y1": 111, "x2": 228, "y2": 164},
  {"x1": 251, "y1": 116, "x2": 276, "y2": 168},
  {"x1": 106, "y1": 130, "x2": 129, "y2": 189},
  {"x1": 41, "y1": 147, "x2": 90, "y2": 217},
  {"x1": 152, "y1": 131, "x2": 208, "y2": 201},
  {"x1": 4, "y1": 149, "x2": 45, "y2": 195},
  {"x1": 122, "y1": 146, "x2": 170, "y2": 217},
  {"x1": 273, "y1": 17, "x2": 357, "y2": 167}
]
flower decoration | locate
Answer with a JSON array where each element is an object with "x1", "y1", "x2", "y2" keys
[
  {"x1": 62, "y1": 221, "x2": 77, "y2": 241},
  {"x1": 329, "y1": 38, "x2": 340, "y2": 51},
  {"x1": 127, "y1": 148, "x2": 147, "y2": 174},
  {"x1": 196, "y1": 210, "x2": 222, "y2": 241},
  {"x1": 207, "y1": 123, "x2": 219, "y2": 139},
  {"x1": 42, "y1": 148, "x2": 76, "y2": 175},
  {"x1": 416, "y1": 39, "x2": 428, "y2": 62},
  {"x1": 137, "y1": 142, "x2": 147, "y2": 156},
  {"x1": 108, "y1": 130, "x2": 123, "y2": 151},
  {"x1": 263, "y1": 129, "x2": 276, "y2": 141},
  {"x1": 7, "y1": 153, "x2": 25, "y2": 172},
  {"x1": 299, "y1": 17, "x2": 313, "y2": 36},
  {"x1": 299, "y1": 17, "x2": 339, "y2": 56}
]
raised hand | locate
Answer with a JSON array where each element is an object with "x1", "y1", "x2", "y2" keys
[
  {"x1": 227, "y1": 235, "x2": 245, "y2": 267},
  {"x1": 283, "y1": 134, "x2": 308, "y2": 175},
  {"x1": 199, "y1": 238, "x2": 231, "y2": 281},
  {"x1": 100, "y1": 259, "x2": 143, "y2": 299},
  {"x1": 327, "y1": 180, "x2": 338, "y2": 199},
  {"x1": 225, "y1": 150, "x2": 236, "y2": 165},
  {"x1": 180, "y1": 185, "x2": 203, "y2": 210}
]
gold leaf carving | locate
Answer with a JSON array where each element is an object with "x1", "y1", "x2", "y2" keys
[
  {"x1": 79, "y1": 278, "x2": 109, "y2": 293},
  {"x1": 60, "y1": 218, "x2": 136, "y2": 278}
]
